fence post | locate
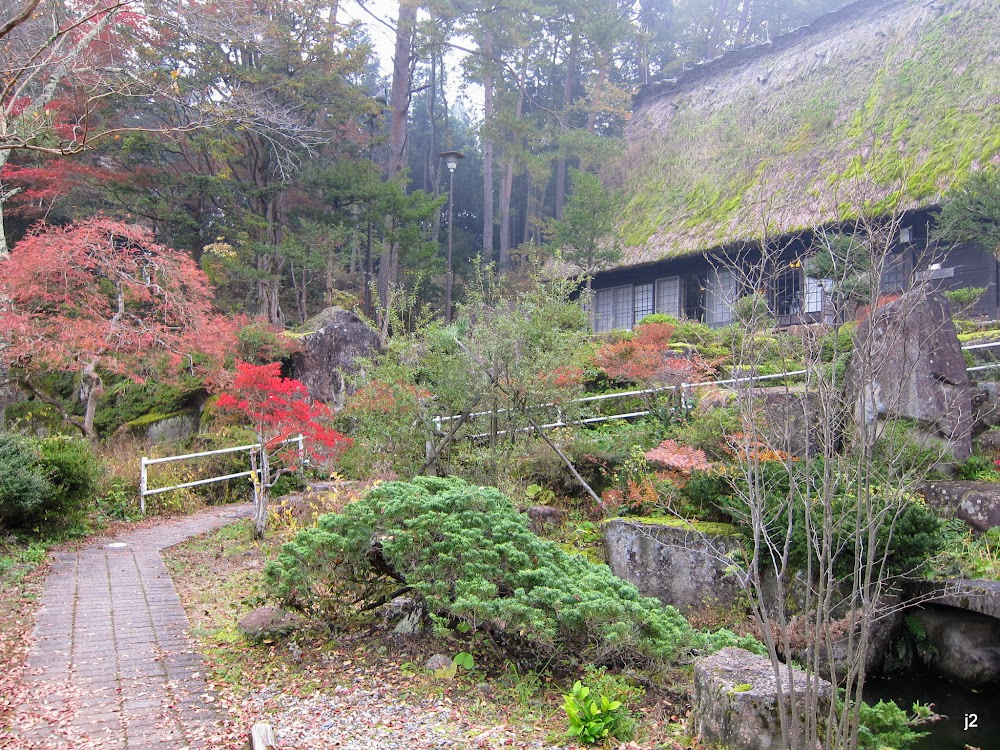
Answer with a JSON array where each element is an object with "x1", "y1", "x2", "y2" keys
[
  {"x1": 139, "y1": 457, "x2": 148, "y2": 514},
  {"x1": 297, "y1": 433, "x2": 305, "y2": 465}
]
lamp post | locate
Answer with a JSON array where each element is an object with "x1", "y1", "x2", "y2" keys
[
  {"x1": 439, "y1": 150, "x2": 464, "y2": 323},
  {"x1": 364, "y1": 92, "x2": 387, "y2": 320}
]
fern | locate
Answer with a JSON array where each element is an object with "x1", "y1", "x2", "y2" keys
[{"x1": 902, "y1": 613, "x2": 925, "y2": 641}]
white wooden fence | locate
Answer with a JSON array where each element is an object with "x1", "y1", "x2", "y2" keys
[
  {"x1": 139, "y1": 435, "x2": 303, "y2": 513},
  {"x1": 434, "y1": 340, "x2": 1000, "y2": 439},
  {"x1": 138, "y1": 341, "x2": 1000, "y2": 506}
]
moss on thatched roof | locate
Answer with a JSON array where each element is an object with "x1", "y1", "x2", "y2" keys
[{"x1": 610, "y1": 0, "x2": 1000, "y2": 269}]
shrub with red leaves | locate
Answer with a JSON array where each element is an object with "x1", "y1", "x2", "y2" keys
[{"x1": 644, "y1": 440, "x2": 712, "y2": 474}]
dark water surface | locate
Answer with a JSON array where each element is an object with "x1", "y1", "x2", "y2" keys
[{"x1": 864, "y1": 674, "x2": 1000, "y2": 750}]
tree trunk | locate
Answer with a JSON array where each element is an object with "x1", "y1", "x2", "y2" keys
[
  {"x1": 586, "y1": 64, "x2": 609, "y2": 135},
  {"x1": 387, "y1": 1, "x2": 416, "y2": 179},
  {"x1": 378, "y1": 0, "x2": 417, "y2": 321},
  {"x1": 499, "y1": 56, "x2": 528, "y2": 268},
  {"x1": 736, "y1": 0, "x2": 753, "y2": 46},
  {"x1": 80, "y1": 358, "x2": 104, "y2": 441},
  {"x1": 706, "y1": 0, "x2": 731, "y2": 58},
  {"x1": 554, "y1": 25, "x2": 579, "y2": 221},
  {"x1": 481, "y1": 29, "x2": 495, "y2": 262},
  {"x1": 0, "y1": 149, "x2": 11, "y2": 257},
  {"x1": 251, "y1": 446, "x2": 269, "y2": 539}
]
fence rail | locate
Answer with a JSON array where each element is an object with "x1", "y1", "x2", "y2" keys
[
  {"x1": 140, "y1": 340, "x2": 1000, "y2": 500},
  {"x1": 434, "y1": 341, "x2": 1000, "y2": 439},
  {"x1": 139, "y1": 435, "x2": 303, "y2": 513}
]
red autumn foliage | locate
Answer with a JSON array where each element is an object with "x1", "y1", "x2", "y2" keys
[
  {"x1": 0, "y1": 161, "x2": 121, "y2": 220},
  {"x1": 593, "y1": 322, "x2": 717, "y2": 386},
  {"x1": 216, "y1": 362, "x2": 352, "y2": 537},
  {"x1": 540, "y1": 364, "x2": 585, "y2": 390},
  {"x1": 0, "y1": 218, "x2": 239, "y2": 437},
  {"x1": 644, "y1": 439, "x2": 713, "y2": 474},
  {"x1": 216, "y1": 362, "x2": 351, "y2": 459}
]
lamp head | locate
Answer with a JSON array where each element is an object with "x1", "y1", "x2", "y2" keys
[{"x1": 439, "y1": 150, "x2": 465, "y2": 173}]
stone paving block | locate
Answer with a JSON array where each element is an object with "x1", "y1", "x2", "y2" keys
[{"x1": 14, "y1": 504, "x2": 251, "y2": 745}]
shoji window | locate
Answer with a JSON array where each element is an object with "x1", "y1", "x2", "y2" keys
[
  {"x1": 633, "y1": 283, "x2": 654, "y2": 324},
  {"x1": 705, "y1": 268, "x2": 735, "y2": 326},
  {"x1": 655, "y1": 276, "x2": 680, "y2": 317}
]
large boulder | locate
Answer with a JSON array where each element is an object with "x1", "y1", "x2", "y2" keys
[
  {"x1": 694, "y1": 647, "x2": 832, "y2": 750},
  {"x1": 603, "y1": 518, "x2": 742, "y2": 614},
  {"x1": 906, "y1": 604, "x2": 1000, "y2": 687},
  {"x1": 848, "y1": 289, "x2": 972, "y2": 459},
  {"x1": 752, "y1": 387, "x2": 823, "y2": 458},
  {"x1": 919, "y1": 481, "x2": 1000, "y2": 532},
  {"x1": 289, "y1": 307, "x2": 382, "y2": 407}
]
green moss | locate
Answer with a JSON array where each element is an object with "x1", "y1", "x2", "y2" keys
[
  {"x1": 609, "y1": 515, "x2": 741, "y2": 537},
  {"x1": 957, "y1": 329, "x2": 1000, "y2": 343},
  {"x1": 616, "y1": 1, "x2": 999, "y2": 258},
  {"x1": 731, "y1": 683, "x2": 753, "y2": 693},
  {"x1": 122, "y1": 409, "x2": 194, "y2": 430}
]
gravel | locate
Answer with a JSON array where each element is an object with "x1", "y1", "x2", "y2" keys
[{"x1": 247, "y1": 682, "x2": 570, "y2": 750}]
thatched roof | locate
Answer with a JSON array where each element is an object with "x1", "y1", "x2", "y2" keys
[{"x1": 609, "y1": 0, "x2": 1000, "y2": 270}]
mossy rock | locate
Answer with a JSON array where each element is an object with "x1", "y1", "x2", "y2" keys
[{"x1": 121, "y1": 408, "x2": 202, "y2": 444}]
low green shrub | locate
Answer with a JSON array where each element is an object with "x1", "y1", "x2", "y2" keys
[
  {"x1": 0, "y1": 433, "x2": 102, "y2": 530},
  {"x1": 0, "y1": 433, "x2": 52, "y2": 530},
  {"x1": 856, "y1": 699, "x2": 931, "y2": 750},
  {"x1": 664, "y1": 405, "x2": 741, "y2": 460},
  {"x1": 712, "y1": 460, "x2": 943, "y2": 578},
  {"x1": 928, "y1": 520, "x2": 1000, "y2": 580},
  {"x1": 954, "y1": 454, "x2": 1000, "y2": 482},
  {"x1": 872, "y1": 420, "x2": 948, "y2": 477},
  {"x1": 265, "y1": 476, "x2": 696, "y2": 668},
  {"x1": 38, "y1": 436, "x2": 101, "y2": 520},
  {"x1": 675, "y1": 470, "x2": 733, "y2": 521}
]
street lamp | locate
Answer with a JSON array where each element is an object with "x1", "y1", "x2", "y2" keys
[
  {"x1": 364, "y1": 92, "x2": 387, "y2": 319},
  {"x1": 439, "y1": 150, "x2": 464, "y2": 323}
]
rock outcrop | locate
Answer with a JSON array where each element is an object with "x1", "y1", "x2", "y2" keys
[
  {"x1": 603, "y1": 518, "x2": 742, "y2": 614},
  {"x1": 919, "y1": 481, "x2": 1000, "y2": 532},
  {"x1": 289, "y1": 307, "x2": 382, "y2": 407},
  {"x1": 907, "y1": 604, "x2": 1000, "y2": 686},
  {"x1": 694, "y1": 647, "x2": 833, "y2": 750},
  {"x1": 848, "y1": 290, "x2": 972, "y2": 459}
]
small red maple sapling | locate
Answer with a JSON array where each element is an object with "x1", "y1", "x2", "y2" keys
[{"x1": 216, "y1": 362, "x2": 352, "y2": 538}]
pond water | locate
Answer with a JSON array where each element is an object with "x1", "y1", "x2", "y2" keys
[{"x1": 864, "y1": 673, "x2": 1000, "y2": 750}]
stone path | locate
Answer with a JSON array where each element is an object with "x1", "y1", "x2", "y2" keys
[{"x1": 15, "y1": 504, "x2": 253, "y2": 749}]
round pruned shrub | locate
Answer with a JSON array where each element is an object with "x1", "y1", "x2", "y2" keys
[
  {"x1": 264, "y1": 476, "x2": 696, "y2": 669},
  {"x1": 0, "y1": 433, "x2": 102, "y2": 530},
  {"x1": 38, "y1": 435, "x2": 102, "y2": 520},
  {"x1": 0, "y1": 432, "x2": 52, "y2": 529}
]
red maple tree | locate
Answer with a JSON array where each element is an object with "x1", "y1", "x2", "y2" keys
[
  {"x1": 216, "y1": 361, "x2": 351, "y2": 537},
  {"x1": 0, "y1": 218, "x2": 238, "y2": 438}
]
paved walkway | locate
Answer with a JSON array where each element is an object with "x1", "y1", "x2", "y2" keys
[{"x1": 15, "y1": 504, "x2": 253, "y2": 749}]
